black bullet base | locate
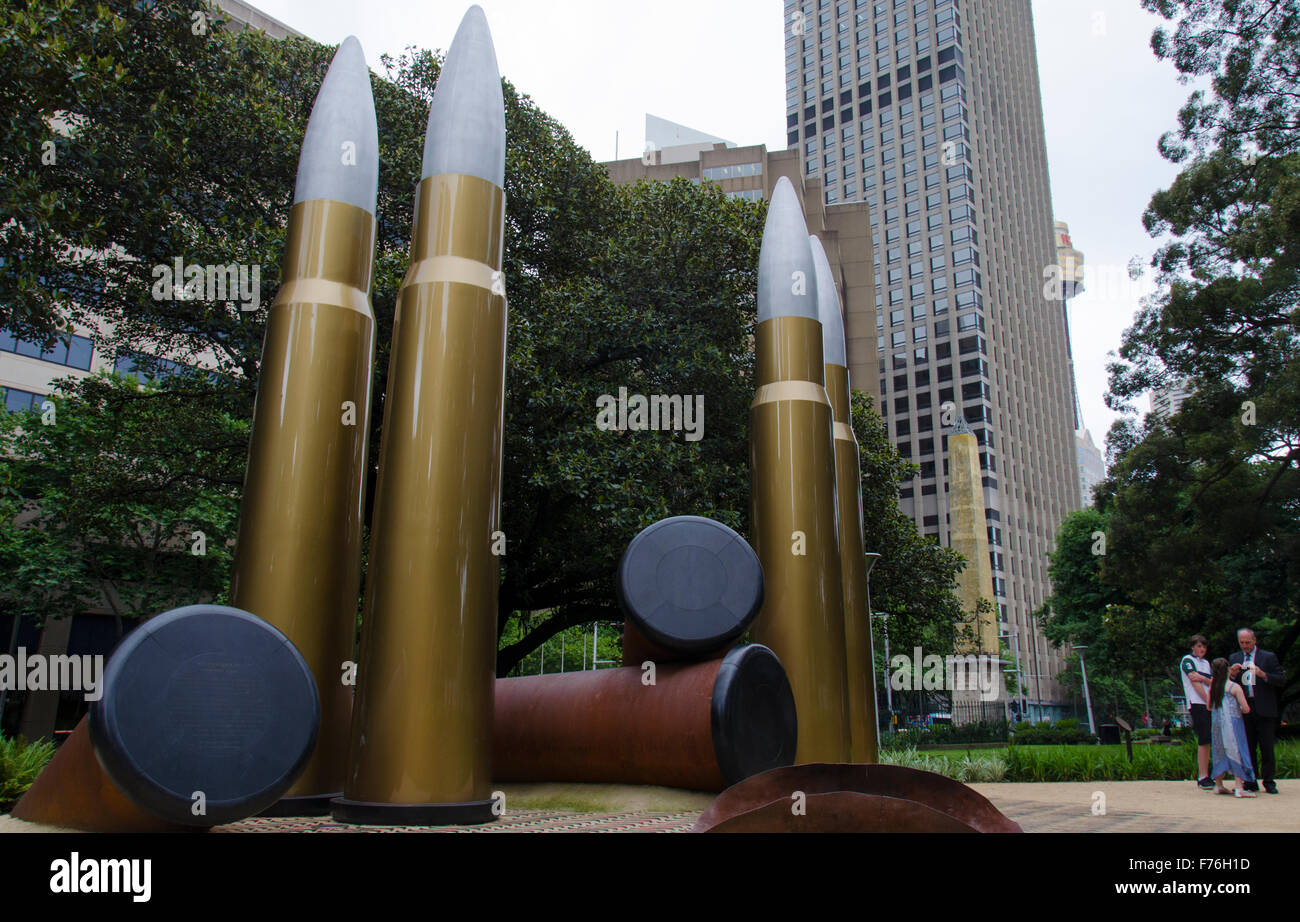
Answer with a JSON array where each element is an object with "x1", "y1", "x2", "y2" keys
[
  {"x1": 258, "y1": 793, "x2": 341, "y2": 817},
  {"x1": 329, "y1": 797, "x2": 497, "y2": 826}
]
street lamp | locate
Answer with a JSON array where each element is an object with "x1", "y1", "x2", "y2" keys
[
  {"x1": 1074, "y1": 644, "x2": 1096, "y2": 737},
  {"x1": 879, "y1": 611, "x2": 893, "y2": 734},
  {"x1": 864, "y1": 552, "x2": 882, "y2": 739},
  {"x1": 998, "y1": 626, "x2": 1027, "y2": 722}
]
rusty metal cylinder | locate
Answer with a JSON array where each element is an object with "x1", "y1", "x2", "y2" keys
[{"x1": 494, "y1": 644, "x2": 796, "y2": 792}]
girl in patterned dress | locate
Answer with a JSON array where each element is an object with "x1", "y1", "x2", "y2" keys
[{"x1": 1208, "y1": 657, "x2": 1257, "y2": 797}]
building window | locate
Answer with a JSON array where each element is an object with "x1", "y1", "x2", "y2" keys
[
  {"x1": 2, "y1": 386, "x2": 46, "y2": 414},
  {"x1": 1, "y1": 328, "x2": 94, "y2": 371}
]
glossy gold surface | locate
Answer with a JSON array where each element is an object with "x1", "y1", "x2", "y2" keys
[
  {"x1": 343, "y1": 173, "x2": 506, "y2": 806},
  {"x1": 229, "y1": 199, "x2": 376, "y2": 797},
  {"x1": 826, "y1": 363, "x2": 879, "y2": 764},
  {"x1": 749, "y1": 317, "x2": 851, "y2": 764}
]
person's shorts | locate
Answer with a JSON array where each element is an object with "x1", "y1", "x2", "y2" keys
[{"x1": 1189, "y1": 704, "x2": 1211, "y2": 745}]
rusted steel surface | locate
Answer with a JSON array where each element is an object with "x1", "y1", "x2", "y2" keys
[
  {"x1": 495, "y1": 659, "x2": 725, "y2": 791},
  {"x1": 619, "y1": 619, "x2": 691, "y2": 667},
  {"x1": 698, "y1": 792, "x2": 975, "y2": 833},
  {"x1": 495, "y1": 645, "x2": 796, "y2": 792},
  {"x1": 11, "y1": 717, "x2": 193, "y2": 833},
  {"x1": 691, "y1": 762, "x2": 1023, "y2": 833}
]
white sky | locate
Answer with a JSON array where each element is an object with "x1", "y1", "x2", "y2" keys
[{"x1": 250, "y1": 0, "x2": 1196, "y2": 448}]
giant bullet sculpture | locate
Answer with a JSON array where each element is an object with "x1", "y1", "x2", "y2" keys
[
  {"x1": 228, "y1": 36, "x2": 378, "y2": 813},
  {"x1": 334, "y1": 6, "x2": 507, "y2": 825},
  {"x1": 13, "y1": 606, "x2": 320, "y2": 831},
  {"x1": 810, "y1": 235, "x2": 879, "y2": 764},
  {"x1": 494, "y1": 645, "x2": 797, "y2": 792},
  {"x1": 748, "y1": 177, "x2": 851, "y2": 764},
  {"x1": 617, "y1": 515, "x2": 765, "y2": 667}
]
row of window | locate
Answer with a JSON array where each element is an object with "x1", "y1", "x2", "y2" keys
[
  {"x1": 2, "y1": 386, "x2": 48, "y2": 414},
  {"x1": 702, "y1": 162, "x2": 762, "y2": 180},
  {"x1": 1, "y1": 328, "x2": 94, "y2": 371}
]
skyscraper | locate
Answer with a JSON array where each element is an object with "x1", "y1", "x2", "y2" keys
[{"x1": 783, "y1": 0, "x2": 1079, "y2": 710}]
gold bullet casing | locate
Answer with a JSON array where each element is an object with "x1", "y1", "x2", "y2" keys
[
  {"x1": 749, "y1": 317, "x2": 851, "y2": 764},
  {"x1": 230, "y1": 199, "x2": 377, "y2": 799},
  {"x1": 826, "y1": 363, "x2": 879, "y2": 764},
  {"x1": 342, "y1": 173, "x2": 506, "y2": 812}
]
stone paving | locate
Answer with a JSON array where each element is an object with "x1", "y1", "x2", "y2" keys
[{"x1": 4, "y1": 780, "x2": 1296, "y2": 833}]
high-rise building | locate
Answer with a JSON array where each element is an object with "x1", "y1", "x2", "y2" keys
[
  {"x1": 1075, "y1": 427, "x2": 1105, "y2": 507},
  {"x1": 1149, "y1": 378, "x2": 1194, "y2": 421},
  {"x1": 783, "y1": 0, "x2": 1080, "y2": 710}
]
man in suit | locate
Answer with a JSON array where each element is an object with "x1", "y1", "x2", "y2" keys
[{"x1": 1229, "y1": 628, "x2": 1287, "y2": 794}]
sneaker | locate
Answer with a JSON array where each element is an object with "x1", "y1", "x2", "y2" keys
[
  {"x1": 1243, "y1": 781, "x2": 1260, "y2": 792},
  {"x1": 1235, "y1": 788, "x2": 1257, "y2": 798},
  {"x1": 1198, "y1": 777, "x2": 1215, "y2": 791},
  {"x1": 1264, "y1": 783, "x2": 1278, "y2": 795}
]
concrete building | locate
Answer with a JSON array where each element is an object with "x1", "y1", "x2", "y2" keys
[
  {"x1": 783, "y1": 0, "x2": 1080, "y2": 712},
  {"x1": 1075, "y1": 427, "x2": 1105, "y2": 507},
  {"x1": 0, "y1": 0, "x2": 301, "y2": 417},
  {"x1": 604, "y1": 133, "x2": 879, "y2": 403},
  {"x1": 1149, "y1": 378, "x2": 1194, "y2": 421}
]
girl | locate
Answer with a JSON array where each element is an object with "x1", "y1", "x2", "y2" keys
[{"x1": 1208, "y1": 657, "x2": 1257, "y2": 797}]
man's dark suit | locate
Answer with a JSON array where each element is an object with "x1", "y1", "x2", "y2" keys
[{"x1": 1229, "y1": 647, "x2": 1286, "y2": 790}]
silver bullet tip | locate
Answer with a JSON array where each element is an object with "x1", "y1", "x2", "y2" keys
[
  {"x1": 422, "y1": 6, "x2": 506, "y2": 188},
  {"x1": 293, "y1": 36, "x2": 379, "y2": 216},
  {"x1": 758, "y1": 177, "x2": 818, "y2": 323},
  {"x1": 810, "y1": 236, "x2": 847, "y2": 368}
]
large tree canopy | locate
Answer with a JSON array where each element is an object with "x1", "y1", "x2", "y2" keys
[
  {"x1": 1084, "y1": 0, "x2": 1299, "y2": 715},
  {"x1": 1, "y1": 0, "x2": 966, "y2": 675}
]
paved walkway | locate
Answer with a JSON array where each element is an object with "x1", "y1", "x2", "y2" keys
[
  {"x1": 971, "y1": 781, "x2": 1297, "y2": 833},
  {"x1": 2, "y1": 781, "x2": 1295, "y2": 833}
]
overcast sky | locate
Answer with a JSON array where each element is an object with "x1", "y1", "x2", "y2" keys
[{"x1": 249, "y1": 0, "x2": 1197, "y2": 449}]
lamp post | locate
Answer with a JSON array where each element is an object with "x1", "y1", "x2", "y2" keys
[
  {"x1": 880, "y1": 611, "x2": 892, "y2": 735},
  {"x1": 1074, "y1": 644, "x2": 1096, "y2": 737},
  {"x1": 998, "y1": 627, "x2": 1026, "y2": 722}
]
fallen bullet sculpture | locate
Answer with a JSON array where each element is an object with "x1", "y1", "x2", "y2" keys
[
  {"x1": 12, "y1": 605, "x2": 320, "y2": 830},
  {"x1": 494, "y1": 644, "x2": 796, "y2": 792},
  {"x1": 616, "y1": 515, "x2": 764, "y2": 666},
  {"x1": 691, "y1": 763, "x2": 1023, "y2": 833}
]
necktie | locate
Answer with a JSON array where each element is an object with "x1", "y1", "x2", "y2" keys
[{"x1": 1246, "y1": 652, "x2": 1254, "y2": 697}]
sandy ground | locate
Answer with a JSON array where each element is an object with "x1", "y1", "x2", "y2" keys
[{"x1": 1, "y1": 780, "x2": 1294, "y2": 833}]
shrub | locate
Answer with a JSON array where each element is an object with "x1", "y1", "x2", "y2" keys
[
  {"x1": 880, "y1": 746, "x2": 1006, "y2": 783},
  {"x1": 880, "y1": 719, "x2": 1008, "y2": 749},
  {"x1": 1009, "y1": 718, "x2": 1095, "y2": 746},
  {"x1": 0, "y1": 734, "x2": 55, "y2": 812}
]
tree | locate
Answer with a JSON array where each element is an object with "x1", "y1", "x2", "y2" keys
[
  {"x1": 0, "y1": 374, "x2": 245, "y2": 638},
  {"x1": 1097, "y1": 0, "x2": 1300, "y2": 714}
]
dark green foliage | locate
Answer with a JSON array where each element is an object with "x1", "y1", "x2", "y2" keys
[
  {"x1": 0, "y1": 734, "x2": 56, "y2": 812},
  {"x1": 1049, "y1": 0, "x2": 1300, "y2": 718}
]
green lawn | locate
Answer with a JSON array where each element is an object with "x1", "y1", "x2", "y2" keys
[{"x1": 880, "y1": 741, "x2": 1300, "y2": 783}]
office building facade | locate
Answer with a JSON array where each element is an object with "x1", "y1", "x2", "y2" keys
[
  {"x1": 783, "y1": 0, "x2": 1080, "y2": 707},
  {"x1": 605, "y1": 136, "x2": 878, "y2": 400}
]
